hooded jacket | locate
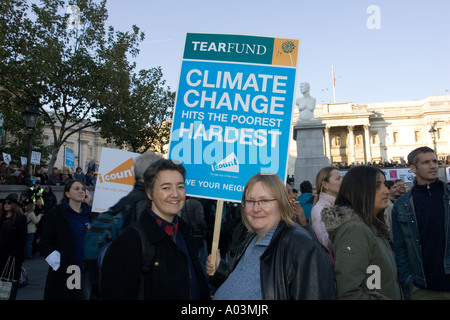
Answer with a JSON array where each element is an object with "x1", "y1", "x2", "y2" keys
[
  {"x1": 321, "y1": 205, "x2": 402, "y2": 300},
  {"x1": 210, "y1": 221, "x2": 337, "y2": 300}
]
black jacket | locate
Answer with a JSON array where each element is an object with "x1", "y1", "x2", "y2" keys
[
  {"x1": 39, "y1": 203, "x2": 94, "y2": 300},
  {"x1": 108, "y1": 181, "x2": 148, "y2": 228},
  {"x1": 180, "y1": 197, "x2": 207, "y2": 248},
  {"x1": 0, "y1": 213, "x2": 27, "y2": 281},
  {"x1": 99, "y1": 209, "x2": 210, "y2": 300},
  {"x1": 210, "y1": 221, "x2": 337, "y2": 300},
  {"x1": 42, "y1": 191, "x2": 58, "y2": 213}
]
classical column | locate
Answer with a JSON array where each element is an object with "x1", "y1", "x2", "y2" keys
[
  {"x1": 348, "y1": 125, "x2": 355, "y2": 164},
  {"x1": 324, "y1": 125, "x2": 331, "y2": 158},
  {"x1": 80, "y1": 139, "x2": 90, "y2": 169},
  {"x1": 363, "y1": 124, "x2": 372, "y2": 163},
  {"x1": 446, "y1": 120, "x2": 450, "y2": 153}
]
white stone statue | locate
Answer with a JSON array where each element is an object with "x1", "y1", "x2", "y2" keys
[{"x1": 296, "y1": 82, "x2": 316, "y2": 121}]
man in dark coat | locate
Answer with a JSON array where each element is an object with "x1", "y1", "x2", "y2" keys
[{"x1": 108, "y1": 152, "x2": 163, "y2": 228}]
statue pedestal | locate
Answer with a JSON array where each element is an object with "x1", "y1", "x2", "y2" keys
[{"x1": 293, "y1": 119, "x2": 330, "y2": 189}]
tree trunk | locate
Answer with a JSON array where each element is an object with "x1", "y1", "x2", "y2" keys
[{"x1": 46, "y1": 142, "x2": 62, "y2": 176}]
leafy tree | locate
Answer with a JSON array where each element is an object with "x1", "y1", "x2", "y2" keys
[
  {"x1": 0, "y1": 0, "x2": 173, "y2": 173},
  {"x1": 0, "y1": 117, "x2": 52, "y2": 168},
  {"x1": 95, "y1": 67, "x2": 175, "y2": 153}
]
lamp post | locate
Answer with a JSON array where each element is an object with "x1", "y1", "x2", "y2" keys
[
  {"x1": 22, "y1": 104, "x2": 40, "y2": 186},
  {"x1": 429, "y1": 125, "x2": 437, "y2": 154}
]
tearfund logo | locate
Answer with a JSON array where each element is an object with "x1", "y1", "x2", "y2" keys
[
  {"x1": 97, "y1": 158, "x2": 135, "y2": 185},
  {"x1": 272, "y1": 38, "x2": 298, "y2": 67},
  {"x1": 183, "y1": 33, "x2": 298, "y2": 67}
]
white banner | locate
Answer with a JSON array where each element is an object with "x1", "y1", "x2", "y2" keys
[
  {"x1": 91, "y1": 148, "x2": 141, "y2": 213},
  {"x1": 2, "y1": 153, "x2": 11, "y2": 164},
  {"x1": 31, "y1": 151, "x2": 41, "y2": 165},
  {"x1": 340, "y1": 167, "x2": 415, "y2": 183}
]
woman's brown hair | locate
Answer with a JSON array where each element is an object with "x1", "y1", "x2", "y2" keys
[{"x1": 241, "y1": 173, "x2": 295, "y2": 232}]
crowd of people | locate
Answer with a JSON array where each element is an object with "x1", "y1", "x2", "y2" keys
[
  {"x1": 1, "y1": 146, "x2": 449, "y2": 300},
  {"x1": 0, "y1": 163, "x2": 97, "y2": 187}
]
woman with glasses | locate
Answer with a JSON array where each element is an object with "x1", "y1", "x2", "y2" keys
[
  {"x1": 0, "y1": 193, "x2": 27, "y2": 299},
  {"x1": 207, "y1": 172, "x2": 337, "y2": 300}
]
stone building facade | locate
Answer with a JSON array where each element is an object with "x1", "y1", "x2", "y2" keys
[
  {"x1": 41, "y1": 123, "x2": 115, "y2": 171},
  {"x1": 288, "y1": 94, "x2": 450, "y2": 176}
]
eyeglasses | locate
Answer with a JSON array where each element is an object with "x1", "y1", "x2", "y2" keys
[
  {"x1": 242, "y1": 199, "x2": 276, "y2": 208},
  {"x1": 3, "y1": 201, "x2": 13, "y2": 205}
]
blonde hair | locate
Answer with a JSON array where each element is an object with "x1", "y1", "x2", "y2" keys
[
  {"x1": 313, "y1": 166, "x2": 339, "y2": 205},
  {"x1": 26, "y1": 202, "x2": 35, "y2": 212},
  {"x1": 241, "y1": 173, "x2": 295, "y2": 232}
]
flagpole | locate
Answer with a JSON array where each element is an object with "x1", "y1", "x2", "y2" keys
[{"x1": 332, "y1": 65, "x2": 336, "y2": 103}]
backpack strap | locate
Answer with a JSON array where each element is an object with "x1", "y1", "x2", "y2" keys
[
  {"x1": 134, "y1": 199, "x2": 147, "y2": 223},
  {"x1": 306, "y1": 195, "x2": 315, "y2": 204},
  {"x1": 133, "y1": 223, "x2": 155, "y2": 273},
  {"x1": 133, "y1": 223, "x2": 155, "y2": 300}
]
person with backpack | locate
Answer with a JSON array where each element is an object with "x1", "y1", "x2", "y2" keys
[
  {"x1": 296, "y1": 180, "x2": 315, "y2": 222},
  {"x1": 99, "y1": 159, "x2": 210, "y2": 300},
  {"x1": 108, "y1": 152, "x2": 163, "y2": 228},
  {"x1": 83, "y1": 152, "x2": 163, "y2": 299}
]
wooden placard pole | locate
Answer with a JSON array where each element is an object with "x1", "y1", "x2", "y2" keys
[{"x1": 208, "y1": 199, "x2": 224, "y2": 275}]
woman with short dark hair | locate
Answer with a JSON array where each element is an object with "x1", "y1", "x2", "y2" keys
[{"x1": 100, "y1": 159, "x2": 210, "y2": 300}]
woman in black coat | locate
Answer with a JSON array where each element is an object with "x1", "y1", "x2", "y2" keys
[
  {"x1": 42, "y1": 186, "x2": 58, "y2": 212},
  {"x1": 100, "y1": 159, "x2": 210, "y2": 300},
  {"x1": 207, "y1": 173, "x2": 337, "y2": 300},
  {"x1": 39, "y1": 179, "x2": 94, "y2": 300},
  {"x1": 0, "y1": 193, "x2": 27, "y2": 291}
]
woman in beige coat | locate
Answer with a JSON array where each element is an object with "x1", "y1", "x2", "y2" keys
[{"x1": 24, "y1": 202, "x2": 43, "y2": 259}]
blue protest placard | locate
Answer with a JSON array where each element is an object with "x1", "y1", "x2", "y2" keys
[
  {"x1": 169, "y1": 33, "x2": 299, "y2": 202},
  {"x1": 65, "y1": 147, "x2": 75, "y2": 169}
]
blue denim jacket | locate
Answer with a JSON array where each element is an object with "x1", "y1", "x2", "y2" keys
[{"x1": 391, "y1": 179, "x2": 450, "y2": 298}]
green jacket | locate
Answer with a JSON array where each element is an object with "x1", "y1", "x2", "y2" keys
[{"x1": 321, "y1": 205, "x2": 402, "y2": 300}]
